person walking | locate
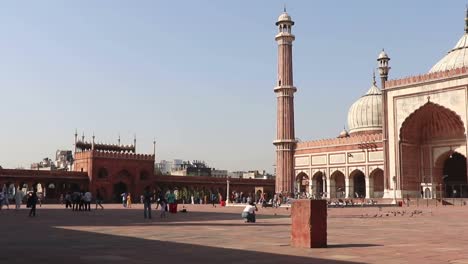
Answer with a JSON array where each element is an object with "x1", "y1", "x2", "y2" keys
[
  {"x1": 14, "y1": 187, "x2": 23, "y2": 209},
  {"x1": 28, "y1": 190, "x2": 38, "y2": 217},
  {"x1": 65, "y1": 192, "x2": 72, "y2": 209},
  {"x1": 121, "y1": 192, "x2": 127, "y2": 208},
  {"x1": 143, "y1": 187, "x2": 152, "y2": 219},
  {"x1": 95, "y1": 190, "x2": 104, "y2": 210},
  {"x1": 84, "y1": 190, "x2": 92, "y2": 211},
  {"x1": 210, "y1": 193, "x2": 216, "y2": 207},
  {"x1": 167, "y1": 190, "x2": 176, "y2": 213},
  {"x1": 156, "y1": 196, "x2": 167, "y2": 218},
  {"x1": 126, "y1": 193, "x2": 132, "y2": 208}
]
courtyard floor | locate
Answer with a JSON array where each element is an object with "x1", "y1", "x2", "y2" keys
[{"x1": 1, "y1": 202, "x2": 468, "y2": 264}]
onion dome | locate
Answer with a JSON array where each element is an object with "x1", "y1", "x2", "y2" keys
[
  {"x1": 347, "y1": 75, "x2": 383, "y2": 135},
  {"x1": 430, "y1": 8, "x2": 468, "y2": 72}
]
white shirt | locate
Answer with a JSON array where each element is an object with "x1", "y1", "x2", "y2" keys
[
  {"x1": 84, "y1": 192, "x2": 92, "y2": 202},
  {"x1": 243, "y1": 205, "x2": 256, "y2": 214}
]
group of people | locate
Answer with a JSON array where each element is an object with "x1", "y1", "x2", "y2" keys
[
  {"x1": 142, "y1": 188, "x2": 177, "y2": 219},
  {"x1": 120, "y1": 192, "x2": 133, "y2": 208},
  {"x1": 0, "y1": 186, "x2": 27, "y2": 210},
  {"x1": 62, "y1": 190, "x2": 104, "y2": 211}
]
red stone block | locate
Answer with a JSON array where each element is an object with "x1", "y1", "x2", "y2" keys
[{"x1": 291, "y1": 199, "x2": 327, "y2": 248}]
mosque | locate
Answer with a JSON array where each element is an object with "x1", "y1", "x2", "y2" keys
[{"x1": 274, "y1": 7, "x2": 468, "y2": 200}]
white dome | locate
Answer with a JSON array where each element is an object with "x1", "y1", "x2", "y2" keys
[
  {"x1": 347, "y1": 83, "x2": 382, "y2": 134},
  {"x1": 429, "y1": 34, "x2": 468, "y2": 73},
  {"x1": 378, "y1": 50, "x2": 389, "y2": 60},
  {"x1": 276, "y1": 12, "x2": 293, "y2": 25}
]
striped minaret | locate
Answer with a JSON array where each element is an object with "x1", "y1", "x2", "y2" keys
[{"x1": 274, "y1": 9, "x2": 297, "y2": 195}]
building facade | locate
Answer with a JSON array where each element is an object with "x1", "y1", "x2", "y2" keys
[{"x1": 275, "y1": 8, "x2": 468, "y2": 199}]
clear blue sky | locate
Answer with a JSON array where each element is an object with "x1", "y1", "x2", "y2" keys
[{"x1": 0, "y1": 1, "x2": 465, "y2": 172}]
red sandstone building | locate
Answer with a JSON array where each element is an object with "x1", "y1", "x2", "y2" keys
[
  {"x1": 0, "y1": 133, "x2": 274, "y2": 202},
  {"x1": 274, "y1": 8, "x2": 468, "y2": 200}
]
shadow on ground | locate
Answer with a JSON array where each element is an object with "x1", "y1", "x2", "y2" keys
[{"x1": 0, "y1": 208, "x2": 364, "y2": 264}]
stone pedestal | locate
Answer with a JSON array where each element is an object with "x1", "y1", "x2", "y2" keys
[{"x1": 291, "y1": 199, "x2": 327, "y2": 248}]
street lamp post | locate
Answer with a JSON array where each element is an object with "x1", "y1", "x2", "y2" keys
[
  {"x1": 392, "y1": 176, "x2": 397, "y2": 205},
  {"x1": 226, "y1": 177, "x2": 230, "y2": 206}
]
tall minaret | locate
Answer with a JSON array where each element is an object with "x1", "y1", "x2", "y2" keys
[
  {"x1": 377, "y1": 49, "x2": 391, "y2": 194},
  {"x1": 274, "y1": 8, "x2": 297, "y2": 195}
]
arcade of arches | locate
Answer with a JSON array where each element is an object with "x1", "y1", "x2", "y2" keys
[{"x1": 295, "y1": 168, "x2": 384, "y2": 199}]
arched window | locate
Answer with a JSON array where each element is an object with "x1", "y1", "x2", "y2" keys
[{"x1": 98, "y1": 168, "x2": 108, "y2": 179}]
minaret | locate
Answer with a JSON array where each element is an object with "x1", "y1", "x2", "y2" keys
[
  {"x1": 377, "y1": 49, "x2": 391, "y2": 194},
  {"x1": 273, "y1": 8, "x2": 297, "y2": 195},
  {"x1": 92, "y1": 132, "x2": 95, "y2": 150},
  {"x1": 133, "y1": 134, "x2": 137, "y2": 153},
  {"x1": 465, "y1": 6, "x2": 468, "y2": 33},
  {"x1": 74, "y1": 129, "x2": 78, "y2": 153}
]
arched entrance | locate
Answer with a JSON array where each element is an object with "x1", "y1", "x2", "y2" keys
[
  {"x1": 113, "y1": 182, "x2": 127, "y2": 202},
  {"x1": 442, "y1": 152, "x2": 468, "y2": 198},
  {"x1": 330, "y1": 171, "x2": 345, "y2": 198},
  {"x1": 312, "y1": 172, "x2": 324, "y2": 198},
  {"x1": 400, "y1": 102, "x2": 466, "y2": 197},
  {"x1": 370, "y1": 168, "x2": 384, "y2": 198},
  {"x1": 295, "y1": 172, "x2": 309, "y2": 195},
  {"x1": 350, "y1": 170, "x2": 365, "y2": 198}
]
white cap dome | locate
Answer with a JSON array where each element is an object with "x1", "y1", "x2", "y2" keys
[
  {"x1": 276, "y1": 11, "x2": 294, "y2": 25},
  {"x1": 378, "y1": 50, "x2": 389, "y2": 60},
  {"x1": 347, "y1": 81, "x2": 382, "y2": 134},
  {"x1": 429, "y1": 34, "x2": 468, "y2": 73}
]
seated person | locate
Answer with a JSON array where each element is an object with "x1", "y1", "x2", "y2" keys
[{"x1": 241, "y1": 202, "x2": 258, "y2": 223}]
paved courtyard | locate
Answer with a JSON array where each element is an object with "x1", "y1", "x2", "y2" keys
[{"x1": 1, "y1": 202, "x2": 468, "y2": 264}]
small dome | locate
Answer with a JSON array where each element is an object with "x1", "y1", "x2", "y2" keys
[
  {"x1": 347, "y1": 82, "x2": 382, "y2": 134},
  {"x1": 378, "y1": 50, "x2": 389, "y2": 60},
  {"x1": 429, "y1": 33, "x2": 468, "y2": 73},
  {"x1": 276, "y1": 12, "x2": 294, "y2": 25},
  {"x1": 338, "y1": 128, "x2": 349, "y2": 138}
]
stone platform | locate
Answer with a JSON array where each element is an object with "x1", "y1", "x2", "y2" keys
[{"x1": 1, "y1": 203, "x2": 468, "y2": 263}]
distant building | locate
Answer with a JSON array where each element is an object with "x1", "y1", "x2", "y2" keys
[
  {"x1": 211, "y1": 169, "x2": 228, "y2": 178},
  {"x1": 155, "y1": 160, "x2": 173, "y2": 175},
  {"x1": 228, "y1": 171, "x2": 244, "y2": 179},
  {"x1": 171, "y1": 160, "x2": 212, "y2": 177},
  {"x1": 55, "y1": 150, "x2": 73, "y2": 170},
  {"x1": 31, "y1": 157, "x2": 56, "y2": 171}
]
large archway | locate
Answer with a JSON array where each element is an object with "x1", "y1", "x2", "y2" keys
[
  {"x1": 113, "y1": 182, "x2": 127, "y2": 202},
  {"x1": 350, "y1": 170, "x2": 365, "y2": 198},
  {"x1": 370, "y1": 168, "x2": 384, "y2": 198},
  {"x1": 330, "y1": 171, "x2": 345, "y2": 198},
  {"x1": 312, "y1": 172, "x2": 324, "y2": 198},
  {"x1": 442, "y1": 152, "x2": 468, "y2": 198},
  {"x1": 400, "y1": 102, "x2": 466, "y2": 197},
  {"x1": 295, "y1": 172, "x2": 309, "y2": 195}
]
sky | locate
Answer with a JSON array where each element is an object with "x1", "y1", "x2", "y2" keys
[{"x1": 0, "y1": 1, "x2": 466, "y2": 172}]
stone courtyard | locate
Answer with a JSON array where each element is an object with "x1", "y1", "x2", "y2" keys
[{"x1": 1, "y1": 203, "x2": 468, "y2": 264}]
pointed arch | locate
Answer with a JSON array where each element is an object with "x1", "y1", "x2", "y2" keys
[{"x1": 400, "y1": 102, "x2": 465, "y2": 142}]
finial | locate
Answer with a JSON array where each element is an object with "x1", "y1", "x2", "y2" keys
[
  {"x1": 74, "y1": 129, "x2": 78, "y2": 137},
  {"x1": 118, "y1": 133, "x2": 121, "y2": 145},
  {"x1": 283, "y1": 4, "x2": 286, "y2": 12},
  {"x1": 81, "y1": 132, "x2": 85, "y2": 142}
]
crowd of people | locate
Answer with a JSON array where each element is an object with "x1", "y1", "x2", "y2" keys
[{"x1": 61, "y1": 190, "x2": 101, "y2": 211}]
